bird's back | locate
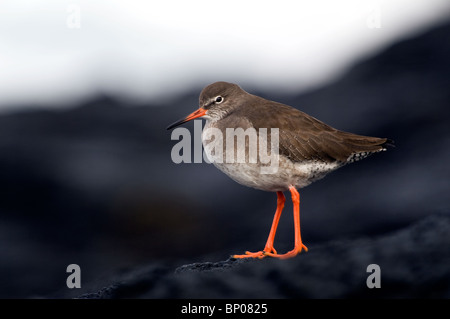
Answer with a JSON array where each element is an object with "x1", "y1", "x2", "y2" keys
[{"x1": 237, "y1": 94, "x2": 393, "y2": 165}]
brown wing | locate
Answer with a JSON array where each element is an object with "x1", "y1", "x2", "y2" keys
[{"x1": 241, "y1": 97, "x2": 392, "y2": 164}]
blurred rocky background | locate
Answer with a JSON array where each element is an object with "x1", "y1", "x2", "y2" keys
[{"x1": 0, "y1": 2, "x2": 449, "y2": 298}]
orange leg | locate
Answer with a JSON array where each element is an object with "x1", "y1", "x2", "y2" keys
[
  {"x1": 265, "y1": 185, "x2": 308, "y2": 259},
  {"x1": 232, "y1": 191, "x2": 285, "y2": 259}
]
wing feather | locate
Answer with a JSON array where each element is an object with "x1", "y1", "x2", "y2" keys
[{"x1": 237, "y1": 97, "x2": 391, "y2": 164}]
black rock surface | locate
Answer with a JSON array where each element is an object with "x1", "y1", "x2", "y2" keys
[{"x1": 77, "y1": 213, "x2": 450, "y2": 299}]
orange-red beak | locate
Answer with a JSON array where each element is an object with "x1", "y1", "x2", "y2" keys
[{"x1": 166, "y1": 108, "x2": 207, "y2": 130}]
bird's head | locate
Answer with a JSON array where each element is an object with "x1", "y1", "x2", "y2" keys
[{"x1": 167, "y1": 81, "x2": 244, "y2": 130}]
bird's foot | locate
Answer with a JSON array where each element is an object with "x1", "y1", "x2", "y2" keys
[
  {"x1": 232, "y1": 247, "x2": 277, "y2": 259},
  {"x1": 264, "y1": 243, "x2": 308, "y2": 259}
]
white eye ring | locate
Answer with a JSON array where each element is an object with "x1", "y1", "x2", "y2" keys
[{"x1": 214, "y1": 96, "x2": 224, "y2": 104}]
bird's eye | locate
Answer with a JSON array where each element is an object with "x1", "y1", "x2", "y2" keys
[{"x1": 215, "y1": 96, "x2": 224, "y2": 103}]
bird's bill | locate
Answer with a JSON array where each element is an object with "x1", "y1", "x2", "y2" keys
[{"x1": 166, "y1": 108, "x2": 207, "y2": 130}]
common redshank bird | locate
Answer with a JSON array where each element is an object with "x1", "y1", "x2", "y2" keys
[{"x1": 167, "y1": 81, "x2": 393, "y2": 259}]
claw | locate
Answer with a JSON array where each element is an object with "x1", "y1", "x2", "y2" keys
[
  {"x1": 232, "y1": 247, "x2": 277, "y2": 259},
  {"x1": 264, "y1": 243, "x2": 308, "y2": 259}
]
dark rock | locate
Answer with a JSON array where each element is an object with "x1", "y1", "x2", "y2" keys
[{"x1": 78, "y1": 213, "x2": 450, "y2": 298}]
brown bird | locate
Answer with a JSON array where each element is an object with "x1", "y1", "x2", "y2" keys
[{"x1": 167, "y1": 81, "x2": 393, "y2": 259}]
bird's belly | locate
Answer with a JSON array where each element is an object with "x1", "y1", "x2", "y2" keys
[
  {"x1": 212, "y1": 161, "x2": 289, "y2": 191},
  {"x1": 208, "y1": 156, "x2": 342, "y2": 192}
]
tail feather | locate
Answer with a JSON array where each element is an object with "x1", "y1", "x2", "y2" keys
[
  {"x1": 343, "y1": 135, "x2": 394, "y2": 163},
  {"x1": 382, "y1": 138, "x2": 395, "y2": 149}
]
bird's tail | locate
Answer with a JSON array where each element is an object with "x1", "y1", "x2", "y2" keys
[
  {"x1": 381, "y1": 138, "x2": 395, "y2": 149},
  {"x1": 343, "y1": 135, "x2": 394, "y2": 163}
]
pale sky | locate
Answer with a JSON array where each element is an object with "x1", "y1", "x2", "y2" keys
[{"x1": 0, "y1": 0, "x2": 449, "y2": 111}]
